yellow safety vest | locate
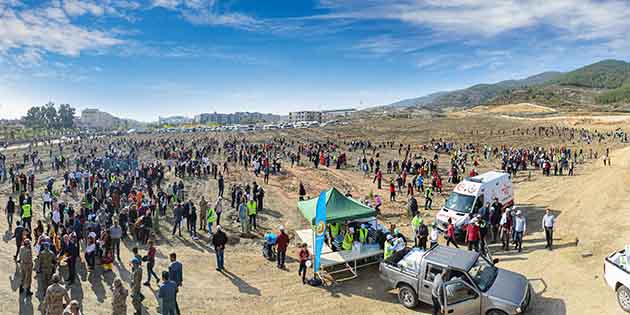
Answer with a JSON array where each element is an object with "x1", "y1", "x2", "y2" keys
[
  {"x1": 330, "y1": 223, "x2": 340, "y2": 238},
  {"x1": 359, "y1": 228, "x2": 368, "y2": 243},
  {"x1": 207, "y1": 208, "x2": 217, "y2": 223},
  {"x1": 412, "y1": 216, "x2": 423, "y2": 231},
  {"x1": 384, "y1": 241, "x2": 393, "y2": 259},
  {"x1": 342, "y1": 232, "x2": 353, "y2": 251},
  {"x1": 247, "y1": 201, "x2": 257, "y2": 215},
  {"x1": 22, "y1": 204, "x2": 32, "y2": 219}
]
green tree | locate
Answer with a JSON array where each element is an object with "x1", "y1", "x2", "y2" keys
[
  {"x1": 42, "y1": 102, "x2": 59, "y2": 129},
  {"x1": 58, "y1": 104, "x2": 76, "y2": 128},
  {"x1": 23, "y1": 106, "x2": 44, "y2": 128}
]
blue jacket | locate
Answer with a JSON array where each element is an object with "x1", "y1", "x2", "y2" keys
[
  {"x1": 158, "y1": 280, "x2": 178, "y2": 312},
  {"x1": 168, "y1": 261, "x2": 183, "y2": 286}
]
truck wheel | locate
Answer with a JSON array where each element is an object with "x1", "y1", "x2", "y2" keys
[
  {"x1": 487, "y1": 310, "x2": 507, "y2": 315},
  {"x1": 397, "y1": 285, "x2": 418, "y2": 309},
  {"x1": 617, "y1": 285, "x2": 630, "y2": 312}
]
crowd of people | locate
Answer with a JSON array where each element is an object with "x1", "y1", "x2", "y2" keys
[{"x1": 1, "y1": 122, "x2": 624, "y2": 314}]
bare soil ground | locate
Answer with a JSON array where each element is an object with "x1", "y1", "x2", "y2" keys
[{"x1": 0, "y1": 113, "x2": 628, "y2": 315}]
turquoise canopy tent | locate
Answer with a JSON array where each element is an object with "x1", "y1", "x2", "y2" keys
[{"x1": 298, "y1": 187, "x2": 376, "y2": 225}]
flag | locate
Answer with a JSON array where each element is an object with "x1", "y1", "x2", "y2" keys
[{"x1": 313, "y1": 191, "x2": 327, "y2": 273}]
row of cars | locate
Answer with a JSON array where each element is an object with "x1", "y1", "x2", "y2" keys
[{"x1": 154, "y1": 120, "x2": 346, "y2": 134}]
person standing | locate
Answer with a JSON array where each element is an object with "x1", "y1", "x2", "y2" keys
[
  {"x1": 17, "y1": 239, "x2": 33, "y2": 296},
  {"x1": 542, "y1": 209, "x2": 555, "y2": 251},
  {"x1": 168, "y1": 252, "x2": 183, "y2": 314},
  {"x1": 432, "y1": 270, "x2": 447, "y2": 315},
  {"x1": 42, "y1": 189, "x2": 52, "y2": 218},
  {"x1": 424, "y1": 184, "x2": 433, "y2": 210},
  {"x1": 298, "y1": 243, "x2": 310, "y2": 284},
  {"x1": 247, "y1": 198, "x2": 257, "y2": 230},
  {"x1": 215, "y1": 197, "x2": 223, "y2": 226},
  {"x1": 110, "y1": 220, "x2": 123, "y2": 262},
  {"x1": 130, "y1": 257, "x2": 144, "y2": 315},
  {"x1": 416, "y1": 221, "x2": 429, "y2": 250},
  {"x1": 172, "y1": 203, "x2": 183, "y2": 237},
  {"x1": 198, "y1": 196, "x2": 208, "y2": 231},
  {"x1": 499, "y1": 209, "x2": 513, "y2": 251},
  {"x1": 44, "y1": 274, "x2": 70, "y2": 315},
  {"x1": 429, "y1": 223, "x2": 440, "y2": 248},
  {"x1": 218, "y1": 174, "x2": 225, "y2": 197},
  {"x1": 411, "y1": 212, "x2": 422, "y2": 247},
  {"x1": 6, "y1": 196, "x2": 15, "y2": 230},
  {"x1": 111, "y1": 278, "x2": 129, "y2": 315},
  {"x1": 20, "y1": 199, "x2": 32, "y2": 231},
  {"x1": 466, "y1": 219, "x2": 481, "y2": 252},
  {"x1": 212, "y1": 226, "x2": 228, "y2": 271},
  {"x1": 37, "y1": 243, "x2": 57, "y2": 293},
  {"x1": 513, "y1": 210, "x2": 527, "y2": 252},
  {"x1": 158, "y1": 271, "x2": 178, "y2": 315},
  {"x1": 238, "y1": 197, "x2": 249, "y2": 234},
  {"x1": 445, "y1": 218, "x2": 459, "y2": 248},
  {"x1": 143, "y1": 240, "x2": 159, "y2": 286},
  {"x1": 206, "y1": 205, "x2": 217, "y2": 245},
  {"x1": 276, "y1": 226, "x2": 289, "y2": 269},
  {"x1": 12, "y1": 220, "x2": 24, "y2": 261}
]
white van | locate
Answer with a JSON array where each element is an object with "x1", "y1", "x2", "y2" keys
[{"x1": 435, "y1": 171, "x2": 514, "y2": 234}]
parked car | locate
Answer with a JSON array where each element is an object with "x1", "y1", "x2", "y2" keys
[
  {"x1": 604, "y1": 248, "x2": 630, "y2": 312},
  {"x1": 380, "y1": 246, "x2": 532, "y2": 314}
]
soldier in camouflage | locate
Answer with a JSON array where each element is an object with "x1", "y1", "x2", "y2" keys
[
  {"x1": 17, "y1": 238, "x2": 33, "y2": 296},
  {"x1": 111, "y1": 278, "x2": 129, "y2": 315},
  {"x1": 44, "y1": 274, "x2": 70, "y2": 315},
  {"x1": 130, "y1": 257, "x2": 144, "y2": 315},
  {"x1": 37, "y1": 243, "x2": 57, "y2": 293}
]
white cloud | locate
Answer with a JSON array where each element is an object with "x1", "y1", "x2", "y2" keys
[
  {"x1": 317, "y1": 0, "x2": 630, "y2": 41},
  {"x1": 0, "y1": 2, "x2": 125, "y2": 59},
  {"x1": 150, "y1": 0, "x2": 263, "y2": 30}
]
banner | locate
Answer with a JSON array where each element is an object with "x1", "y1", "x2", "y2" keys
[{"x1": 313, "y1": 191, "x2": 327, "y2": 273}]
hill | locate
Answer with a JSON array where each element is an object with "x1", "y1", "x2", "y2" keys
[{"x1": 381, "y1": 59, "x2": 630, "y2": 111}]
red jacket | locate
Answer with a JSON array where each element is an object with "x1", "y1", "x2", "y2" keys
[{"x1": 276, "y1": 232, "x2": 289, "y2": 251}]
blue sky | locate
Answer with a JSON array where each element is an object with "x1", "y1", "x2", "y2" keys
[{"x1": 1, "y1": 0, "x2": 630, "y2": 121}]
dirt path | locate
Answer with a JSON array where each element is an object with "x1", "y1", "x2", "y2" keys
[{"x1": 495, "y1": 145, "x2": 630, "y2": 315}]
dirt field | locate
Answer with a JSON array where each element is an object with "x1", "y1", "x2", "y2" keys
[{"x1": 0, "y1": 113, "x2": 628, "y2": 315}]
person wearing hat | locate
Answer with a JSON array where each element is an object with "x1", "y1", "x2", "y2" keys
[
  {"x1": 276, "y1": 225, "x2": 289, "y2": 269},
  {"x1": 384, "y1": 234, "x2": 395, "y2": 260},
  {"x1": 358, "y1": 224, "x2": 369, "y2": 244},
  {"x1": 44, "y1": 274, "x2": 70, "y2": 315},
  {"x1": 111, "y1": 278, "x2": 129, "y2": 315},
  {"x1": 513, "y1": 210, "x2": 527, "y2": 252},
  {"x1": 212, "y1": 226, "x2": 228, "y2": 271},
  {"x1": 465, "y1": 218, "x2": 481, "y2": 252},
  {"x1": 17, "y1": 238, "x2": 33, "y2": 296},
  {"x1": 37, "y1": 242, "x2": 57, "y2": 290},
  {"x1": 341, "y1": 226, "x2": 355, "y2": 251},
  {"x1": 130, "y1": 257, "x2": 144, "y2": 315}
]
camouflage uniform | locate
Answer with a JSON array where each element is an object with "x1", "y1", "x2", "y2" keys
[
  {"x1": 44, "y1": 281, "x2": 69, "y2": 315},
  {"x1": 131, "y1": 264, "x2": 143, "y2": 315},
  {"x1": 37, "y1": 247, "x2": 57, "y2": 290},
  {"x1": 18, "y1": 244, "x2": 33, "y2": 292},
  {"x1": 112, "y1": 279, "x2": 129, "y2": 315}
]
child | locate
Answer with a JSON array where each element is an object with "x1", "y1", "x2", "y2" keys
[{"x1": 298, "y1": 243, "x2": 310, "y2": 284}]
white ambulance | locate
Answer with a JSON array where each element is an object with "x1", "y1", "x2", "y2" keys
[{"x1": 435, "y1": 171, "x2": 514, "y2": 236}]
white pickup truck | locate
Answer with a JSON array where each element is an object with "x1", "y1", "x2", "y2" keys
[{"x1": 604, "y1": 248, "x2": 630, "y2": 312}]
